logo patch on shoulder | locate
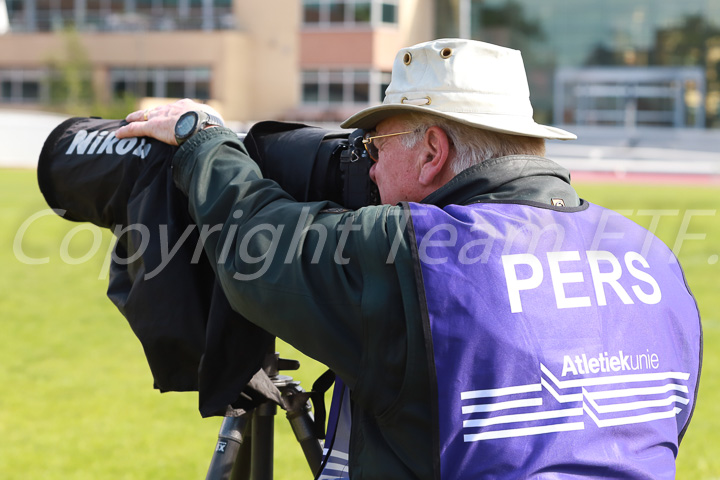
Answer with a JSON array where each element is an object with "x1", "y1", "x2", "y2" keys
[{"x1": 320, "y1": 207, "x2": 351, "y2": 214}]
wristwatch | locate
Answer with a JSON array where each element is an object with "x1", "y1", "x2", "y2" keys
[{"x1": 174, "y1": 110, "x2": 225, "y2": 145}]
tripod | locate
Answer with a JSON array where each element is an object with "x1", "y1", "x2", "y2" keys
[{"x1": 204, "y1": 343, "x2": 325, "y2": 480}]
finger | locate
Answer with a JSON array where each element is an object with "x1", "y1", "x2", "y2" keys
[
  {"x1": 125, "y1": 109, "x2": 148, "y2": 123},
  {"x1": 115, "y1": 122, "x2": 147, "y2": 139}
]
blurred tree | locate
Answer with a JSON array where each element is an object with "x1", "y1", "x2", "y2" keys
[
  {"x1": 584, "y1": 15, "x2": 720, "y2": 67},
  {"x1": 475, "y1": 0, "x2": 545, "y2": 52},
  {"x1": 651, "y1": 15, "x2": 720, "y2": 127},
  {"x1": 584, "y1": 43, "x2": 622, "y2": 66},
  {"x1": 651, "y1": 14, "x2": 720, "y2": 66},
  {"x1": 46, "y1": 27, "x2": 94, "y2": 110},
  {"x1": 45, "y1": 27, "x2": 137, "y2": 118},
  {"x1": 478, "y1": 0, "x2": 544, "y2": 41}
]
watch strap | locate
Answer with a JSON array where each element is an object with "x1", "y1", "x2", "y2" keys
[
  {"x1": 176, "y1": 110, "x2": 225, "y2": 146},
  {"x1": 199, "y1": 111, "x2": 225, "y2": 129}
]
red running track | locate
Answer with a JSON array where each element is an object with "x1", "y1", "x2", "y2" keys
[{"x1": 570, "y1": 170, "x2": 720, "y2": 186}]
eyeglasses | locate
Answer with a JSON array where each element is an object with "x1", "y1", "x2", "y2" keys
[{"x1": 362, "y1": 130, "x2": 414, "y2": 162}]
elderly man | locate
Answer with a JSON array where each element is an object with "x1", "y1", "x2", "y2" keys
[{"x1": 116, "y1": 39, "x2": 701, "y2": 479}]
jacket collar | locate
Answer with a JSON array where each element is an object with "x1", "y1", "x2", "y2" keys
[{"x1": 420, "y1": 155, "x2": 578, "y2": 208}]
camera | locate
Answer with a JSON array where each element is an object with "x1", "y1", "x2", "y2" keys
[
  {"x1": 37, "y1": 116, "x2": 378, "y2": 417},
  {"x1": 39, "y1": 117, "x2": 379, "y2": 225},
  {"x1": 243, "y1": 120, "x2": 379, "y2": 209}
]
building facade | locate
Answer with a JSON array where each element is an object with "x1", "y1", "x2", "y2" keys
[
  {"x1": 297, "y1": 0, "x2": 433, "y2": 122},
  {"x1": 2, "y1": 0, "x2": 719, "y2": 128},
  {"x1": 0, "y1": 0, "x2": 434, "y2": 123}
]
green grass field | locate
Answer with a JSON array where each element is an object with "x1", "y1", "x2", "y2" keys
[{"x1": 1, "y1": 169, "x2": 718, "y2": 478}]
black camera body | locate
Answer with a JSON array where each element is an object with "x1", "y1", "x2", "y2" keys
[{"x1": 243, "y1": 120, "x2": 379, "y2": 209}]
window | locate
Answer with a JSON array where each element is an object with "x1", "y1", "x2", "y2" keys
[
  {"x1": 353, "y1": 71, "x2": 370, "y2": 103},
  {"x1": 329, "y1": 1, "x2": 345, "y2": 23},
  {"x1": 194, "y1": 67, "x2": 211, "y2": 100},
  {"x1": 22, "y1": 81, "x2": 40, "y2": 100},
  {"x1": 166, "y1": 80, "x2": 186, "y2": 98},
  {"x1": 301, "y1": 69, "x2": 391, "y2": 106},
  {"x1": 302, "y1": 0, "x2": 399, "y2": 27},
  {"x1": 110, "y1": 67, "x2": 212, "y2": 101},
  {"x1": 6, "y1": 0, "x2": 22, "y2": 13},
  {"x1": 354, "y1": 2, "x2": 371, "y2": 22},
  {"x1": 1, "y1": 80, "x2": 12, "y2": 100},
  {"x1": 328, "y1": 71, "x2": 344, "y2": 103},
  {"x1": 304, "y1": 1, "x2": 321, "y2": 23},
  {"x1": 0, "y1": 69, "x2": 44, "y2": 103},
  {"x1": 381, "y1": 2, "x2": 397, "y2": 23},
  {"x1": 11, "y1": 0, "x2": 233, "y2": 32},
  {"x1": 302, "y1": 71, "x2": 321, "y2": 103}
]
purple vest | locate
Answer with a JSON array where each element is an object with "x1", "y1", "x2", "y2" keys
[
  {"x1": 317, "y1": 378, "x2": 351, "y2": 480},
  {"x1": 408, "y1": 201, "x2": 701, "y2": 479}
]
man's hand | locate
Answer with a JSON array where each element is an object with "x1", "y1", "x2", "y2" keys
[{"x1": 115, "y1": 98, "x2": 225, "y2": 146}]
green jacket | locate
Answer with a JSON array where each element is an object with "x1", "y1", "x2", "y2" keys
[{"x1": 172, "y1": 127, "x2": 580, "y2": 479}]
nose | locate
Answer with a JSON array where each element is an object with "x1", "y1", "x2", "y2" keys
[{"x1": 369, "y1": 163, "x2": 377, "y2": 184}]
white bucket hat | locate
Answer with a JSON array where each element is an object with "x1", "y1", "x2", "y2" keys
[{"x1": 341, "y1": 38, "x2": 576, "y2": 140}]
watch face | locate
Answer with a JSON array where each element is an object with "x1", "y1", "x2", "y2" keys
[{"x1": 176, "y1": 112, "x2": 198, "y2": 138}]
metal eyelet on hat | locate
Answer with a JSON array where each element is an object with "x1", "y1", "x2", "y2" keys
[
  {"x1": 401, "y1": 96, "x2": 432, "y2": 106},
  {"x1": 440, "y1": 47, "x2": 453, "y2": 59},
  {"x1": 403, "y1": 52, "x2": 412, "y2": 65}
]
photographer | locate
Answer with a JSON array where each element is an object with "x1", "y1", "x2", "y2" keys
[{"x1": 115, "y1": 39, "x2": 701, "y2": 479}]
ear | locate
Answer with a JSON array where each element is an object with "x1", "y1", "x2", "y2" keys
[{"x1": 417, "y1": 126, "x2": 453, "y2": 187}]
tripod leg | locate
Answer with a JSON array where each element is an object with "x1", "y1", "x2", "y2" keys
[
  {"x1": 286, "y1": 408, "x2": 323, "y2": 474},
  {"x1": 230, "y1": 415, "x2": 253, "y2": 480},
  {"x1": 205, "y1": 415, "x2": 248, "y2": 480},
  {"x1": 249, "y1": 401, "x2": 276, "y2": 480}
]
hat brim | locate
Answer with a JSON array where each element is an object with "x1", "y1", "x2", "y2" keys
[{"x1": 340, "y1": 104, "x2": 576, "y2": 141}]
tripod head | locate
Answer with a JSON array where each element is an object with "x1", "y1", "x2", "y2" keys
[{"x1": 205, "y1": 342, "x2": 327, "y2": 480}]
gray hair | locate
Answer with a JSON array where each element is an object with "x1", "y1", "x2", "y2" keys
[{"x1": 398, "y1": 113, "x2": 546, "y2": 174}]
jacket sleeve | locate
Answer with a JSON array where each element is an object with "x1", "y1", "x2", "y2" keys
[{"x1": 171, "y1": 127, "x2": 402, "y2": 389}]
